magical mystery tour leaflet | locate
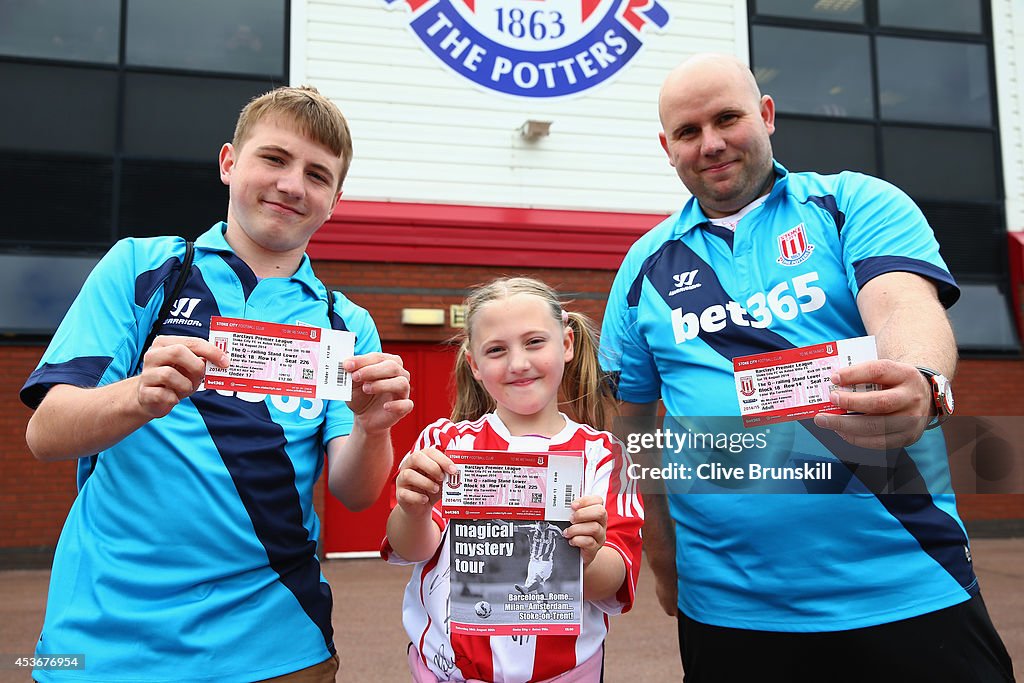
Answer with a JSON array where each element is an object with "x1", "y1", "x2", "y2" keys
[{"x1": 442, "y1": 450, "x2": 584, "y2": 636}]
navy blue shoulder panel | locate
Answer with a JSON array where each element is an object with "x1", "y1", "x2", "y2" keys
[
  {"x1": 805, "y1": 195, "x2": 846, "y2": 236},
  {"x1": 626, "y1": 241, "x2": 676, "y2": 308},
  {"x1": 701, "y1": 222, "x2": 735, "y2": 250},
  {"x1": 134, "y1": 256, "x2": 182, "y2": 308},
  {"x1": 853, "y1": 256, "x2": 961, "y2": 308}
]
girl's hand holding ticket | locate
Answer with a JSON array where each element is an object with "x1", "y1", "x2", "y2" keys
[
  {"x1": 564, "y1": 495, "x2": 608, "y2": 567},
  {"x1": 396, "y1": 447, "x2": 457, "y2": 514}
]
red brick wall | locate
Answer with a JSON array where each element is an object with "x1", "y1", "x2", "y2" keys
[
  {"x1": 0, "y1": 344, "x2": 76, "y2": 561},
  {"x1": 3, "y1": 261, "x2": 1021, "y2": 565},
  {"x1": 950, "y1": 359, "x2": 1024, "y2": 416}
]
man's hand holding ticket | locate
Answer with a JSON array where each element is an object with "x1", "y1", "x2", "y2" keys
[
  {"x1": 813, "y1": 354, "x2": 938, "y2": 451},
  {"x1": 733, "y1": 336, "x2": 879, "y2": 428},
  {"x1": 204, "y1": 316, "x2": 354, "y2": 401}
]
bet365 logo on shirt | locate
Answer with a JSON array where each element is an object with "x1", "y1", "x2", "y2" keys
[
  {"x1": 384, "y1": 0, "x2": 669, "y2": 98},
  {"x1": 672, "y1": 272, "x2": 827, "y2": 344}
]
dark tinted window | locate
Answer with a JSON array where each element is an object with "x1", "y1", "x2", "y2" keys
[
  {"x1": 0, "y1": 63, "x2": 117, "y2": 154},
  {"x1": 752, "y1": 26, "x2": 873, "y2": 118},
  {"x1": 877, "y1": 37, "x2": 991, "y2": 126},
  {"x1": 0, "y1": 253, "x2": 101, "y2": 334},
  {"x1": 772, "y1": 117, "x2": 877, "y2": 175},
  {"x1": 123, "y1": 75, "x2": 270, "y2": 161},
  {"x1": 0, "y1": 154, "x2": 114, "y2": 247},
  {"x1": 947, "y1": 284, "x2": 1020, "y2": 353},
  {"x1": 919, "y1": 200, "x2": 1003, "y2": 279},
  {"x1": 882, "y1": 127, "x2": 997, "y2": 201},
  {"x1": 119, "y1": 161, "x2": 227, "y2": 240},
  {"x1": 750, "y1": 0, "x2": 1008, "y2": 352},
  {"x1": 0, "y1": 0, "x2": 119, "y2": 62},
  {"x1": 0, "y1": 1, "x2": 286, "y2": 254},
  {"x1": 878, "y1": 0, "x2": 983, "y2": 33},
  {"x1": 755, "y1": 0, "x2": 864, "y2": 23},
  {"x1": 125, "y1": 0, "x2": 285, "y2": 75}
]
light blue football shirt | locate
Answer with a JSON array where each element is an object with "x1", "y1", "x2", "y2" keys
[
  {"x1": 22, "y1": 224, "x2": 380, "y2": 681},
  {"x1": 601, "y1": 162, "x2": 977, "y2": 631}
]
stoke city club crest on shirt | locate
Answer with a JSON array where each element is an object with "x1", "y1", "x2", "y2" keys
[
  {"x1": 383, "y1": 0, "x2": 670, "y2": 98},
  {"x1": 777, "y1": 223, "x2": 815, "y2": 266}
]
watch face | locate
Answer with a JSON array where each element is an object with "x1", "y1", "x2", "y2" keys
[{"x1": 941, "y1": 382, "x2": 954, "y2": 414}]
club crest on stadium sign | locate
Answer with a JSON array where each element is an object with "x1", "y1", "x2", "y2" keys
[{"x1": 384, "y1": 0, "x2": 670, "y2": 98}]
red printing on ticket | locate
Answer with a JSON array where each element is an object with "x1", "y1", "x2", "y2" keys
[
  {"x1": 210, "y1": 316, "x2": 322, "y2": 342},
  {"x1": 733, "y1": 341, "x2": 836, "y2": 370},
  {"x1": 733, "y1": 336, "x2": 877, "y2": 428}
]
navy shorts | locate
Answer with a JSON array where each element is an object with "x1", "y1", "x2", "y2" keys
[{"x1": 676, "y1": 593, "x2": 1015, "y2": 683}]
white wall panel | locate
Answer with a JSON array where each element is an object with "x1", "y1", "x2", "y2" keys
[
  {"x1": 993, "y1": 0, "x2": 1024, "y2": 230},
  {"x1": 294, "y1": 0, "x2": 745, "y2": 213}
]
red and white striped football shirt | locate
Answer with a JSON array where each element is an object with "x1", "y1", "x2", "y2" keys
[{"x1": 382, "y1": 413, "x2": 644, "y2": 683}]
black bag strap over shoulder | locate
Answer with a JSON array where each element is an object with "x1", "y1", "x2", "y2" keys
[
  {"x1": 135, "y1": 241, "x2": 195, "y2": 373},
  {"x1": 327, "y1": 289, "x2": 349, "y2": 332}
]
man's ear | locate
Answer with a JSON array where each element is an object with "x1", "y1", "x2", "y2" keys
[
  {"x1": 659, "y1": 131, "x2": 671, "y2": 162},
  {"x1": 218, "y1": 143, "x2": 235, "y2": 187},
  {"x1": 760, "y1": 95, "x2": 776, "y2": 136}
]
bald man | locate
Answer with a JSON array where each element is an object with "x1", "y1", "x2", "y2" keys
[{"x1": 600, "y1": 54, "x2": 1014, "y2": 682}]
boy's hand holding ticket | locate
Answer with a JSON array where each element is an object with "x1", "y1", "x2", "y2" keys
[{"x1": 204, "y1": 316, "x2": 354, "y2": 401}]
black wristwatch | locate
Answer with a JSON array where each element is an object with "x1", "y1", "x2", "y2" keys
[{"x1": 916, "y1": 366, "x2": 954, "y2": 429}]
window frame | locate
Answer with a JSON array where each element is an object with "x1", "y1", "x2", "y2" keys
[
  {"x1": 0, "y1": 0, "x2": 290, "y2": 253},
  {"x1": 749, "y1": 0, "x2": 1016, "y2": 353}
]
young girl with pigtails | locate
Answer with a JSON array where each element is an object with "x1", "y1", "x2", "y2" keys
[{"x1": 382, "y1": 277, "x2": 643, "y2": 683}]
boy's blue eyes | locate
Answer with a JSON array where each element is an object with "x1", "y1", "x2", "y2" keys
[{"x1": 262, "y1": 156, "x2": 330, "y2": 184}]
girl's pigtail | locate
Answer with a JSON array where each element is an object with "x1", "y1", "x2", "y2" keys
[
  {"x1": 451, "y1": 340, "x2": 494, "y2": 422},
  {"x1": 560, "y1": 311, "x2": 615, "y2": 430}
]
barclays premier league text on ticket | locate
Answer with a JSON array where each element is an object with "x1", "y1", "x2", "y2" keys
[
  {"x1": 733, "y1": 336, "x2": 878, "y2": 428},
  {"x1": 204, "y1": 316, "x2": 354, "y2": 401},
  {"x1": 442, "y1": 450, "x2": 584, "y2": 521}
]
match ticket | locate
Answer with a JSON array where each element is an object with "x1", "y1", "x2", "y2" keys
[
  {"x1": 733, "y1": 336, "x2": 878, "y2": 427},
  {"x1": 204, "y1": 316, "x2": 354, "y2": 401},
  {"x1": 442, "y1": 450, "x2": 584, "y2": 521}
]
